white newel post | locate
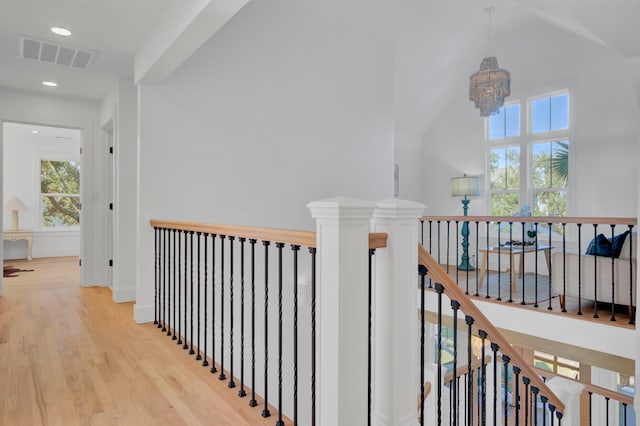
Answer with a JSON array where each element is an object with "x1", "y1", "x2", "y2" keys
[
  {"x1": 308, "y1": 197, "x2": 376, "y2": 426},
  {"x1": 545, "y1": 376, "x2": 585, "y2": 425},
  {"x1": 371, "y1": 198, "x2": 426, "y2": 426}
]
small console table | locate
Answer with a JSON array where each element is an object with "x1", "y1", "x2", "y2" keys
[
  {"x1": 478, "y1": 244, "x2": 552, "y2": 291},
  {"x1": 3, "y1": 229, "x2": 33, "y2": 261}
]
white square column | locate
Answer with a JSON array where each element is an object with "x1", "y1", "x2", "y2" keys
[
  {"x1": 308, "y1": 196, "x2": 376, "y2": 426},
  {"x1": 371, "y1": 198, "x2": 426, "y2": 426}
]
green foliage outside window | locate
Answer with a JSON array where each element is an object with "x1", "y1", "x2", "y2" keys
[{"x1": 40, "y1": 160, "x2": 80, "y2": 227}]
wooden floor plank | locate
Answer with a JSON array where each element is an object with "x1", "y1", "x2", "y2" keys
[{"x1": 1, "y1": 257, "x2": 291, "y2": 425}]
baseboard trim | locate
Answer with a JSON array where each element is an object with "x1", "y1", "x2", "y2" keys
[
  {"x1": 134, "y1": 303, "x2": 154, "y2": 324},
  {"x1": 112, "y1": 287, "x2": 136, "y2": 303}
]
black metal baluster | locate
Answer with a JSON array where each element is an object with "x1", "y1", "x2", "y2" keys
[
  {"x1": 436, "y1": 283, "x2": 444, "y2": 426},
  {"x1": 485, "y1": 222, "x2": 490, "y2": 298},
  {"x1": 549, "y1": 404, "x2": 556, "y2": 426},
  {"x1": 437, "y1": 220, "x2": 441, "y2": 269},
  {"x1": 167, "y1": 229, "x2": 173, "y2": 336},
  {"x1": 479, "y1": 330, "x2": 487, "y2": 426},
  {"x1": 541, "y1": 395, "x2": 548, "y2": 426},
  {"x1": 203, "y1": 233, "x2": 209, "y2": 367},
  {"x1": 420, "y1": 261, "x2": 426, "y2": 426},
  {"x1": 183, "y1": 231, "x2": 189, "y2": 349},
  {"x1": 466, "y1": 315, "x2": 474, "y2": 426},
  {"x1": 292, "y1": 244, "x2": 300, "y2": 424},
  {"x1": 623, "y1": 402, "x2": 628, "y2": 425},
  {"x1": 162, "y1": 228, "x2": 166, "y2": 331},
  {"x1": 429, "y1": 221, "x2": 433, "y2": 288},
  {"x1": 532, "y1": 387, "x2": 539, "y2": 426},
  {"x1": 534, "y1": 222, "x2": 540, "y2": 307},
  {"x1": 521, "y1": 222, "x2": 526, "y2": 305},
  {"x1": 628, "y1": 224, "x2": 635, "y2": 325},
  {"x1": 588, "y1": 391, "x2": 592, "y2": 426},
  {"x1": 508, "y1": 222, "x2": 513, "y2": 303},
  {"x1": 523, "y1": 377, "x2": 530, "y2": 426},
  {"x1": 154, "y1": 227, "x2": 159, "y2": 326},
  {"x1": 610, "y1": 225, "x2": 617, "y2": 321},
  {"x1": 452, "y1": 300, "x2": 460, "y2": 426},
  {"x1": 556, "y1": 411, "x2": 563, "y2": 426},
  {"x1": 491, "y1": 343, "x2": 499, "y2": 426},
  {"x1": 262, "y1": 240, "x2": 271, "y2": 418},
  {"x1": 211, "y1": 234, "x2": 218, "y2": 373},
  {"x1": 497, "y1": 222, "x2": 502, "y2": 301},
  {"x1": 502, "y1": 355, "x2": 510, "y2": 426},
  {"x1": 605, "y1": 396, "x2": 610, "y2": 426},
  {"x1": 219, "y1": 235, "x2": 227, "y2": 380},
  {"x1": 561, "y1": 223, "x2": 567, "y2": 312},
  {"x1": 475, "y1": 221, "x2": 480, "y2": 296},
  {"x1": 447, "y1": 220, "x2": 451, "y2": 275},
  {"x1": 455, "y1": 220, "x2": 460, "y2": 286},
  {"x1": 578, "y1": 223, "x2": 583, "y2": 315},
  {"x1": 189, "y1": 231, "x2": 195, "y2": 354},
  {"x1": 239, "y1": 238, "x2": 247, "y2": 397},
  {"x1": 249, "y1": 239, "x2": 258, "y2": 406},
  {"x1": 547, "y1": 222, "x2": 552, "y2": 310},
  {"x1": 275, "y1": 242, "x2": 285, "y2": 426},
  {"x1": 177, "y1": 230, "x2": 183, "y2": 345},
  {"x1": 369, "y1": 249, "x2": 376, "y2": 426},
  {"x1": 310, "y1": 246, "x2": 317, "y2": 426},
  {"x1": 513, "y1": 366, "x2": 520, "y2": 426},
  {"x1": 229, "y1": 236, "x2": 236, "y2": 388},
  {"x1": 196, "y1": 232, "x2": 202, "y2": 360},
  {"x1": 593, "y1": 224, "x2": 600, "y2": 319},
  {"x1": 172, "y1": 230, "x2": 177, "y2": 340},
  {"x1": 165, "y1": 228, "x2": 169, "y2": 332}
]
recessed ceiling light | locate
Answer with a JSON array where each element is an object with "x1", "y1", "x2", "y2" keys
[
  {"x1": 32, "y1": 130, "x2": 39, "y2": 134},
  {"x1": 51, "y1": 27, "x2": 72, "y2": 36},
  {"x1": 42, "y1": 81, "x2": 58, "y2": 87}
]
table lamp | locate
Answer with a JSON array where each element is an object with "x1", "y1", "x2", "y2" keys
[
  {"x1": 451, "y1": 175, "x2": 480, "y2": 270},
  {"x1": 4, "y1": 196, "x2": 29, "y2": 230}
]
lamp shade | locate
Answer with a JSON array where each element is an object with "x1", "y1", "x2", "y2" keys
[
  {"x1": 451, "y1": 176, "x2": 481, "y2": 197},
  {"x1": 3, "y1": 196, "x2": 28, "y2": 211}
]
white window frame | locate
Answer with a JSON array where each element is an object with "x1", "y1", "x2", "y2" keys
[
  {"x1": 485, "y1": 89, "x2": 573, "y2": 217},
  {"x1": 39, "y1": 158, "x2": 81, "y2": 230}
]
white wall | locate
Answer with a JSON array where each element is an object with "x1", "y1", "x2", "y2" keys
[
  {"x1": 135, "y1": 0, "x2": 394, "y2": 321},
  {"x1": 3, "y1": 123, "x2": 80, "y2": 260},
  {"x1": 99, "y1": 78, "x2": 139, "y2": 302},
  {"x1": 0, "y1": 86, "x2": 105, "y2": 293},
  {"x1": 421, "y1": 18, "x2": 639, "y2": 218}
]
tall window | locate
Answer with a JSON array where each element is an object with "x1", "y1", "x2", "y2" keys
[
  {"x1": 486, "y1": 92, "x2": 570, "y2": 217},
  {"x1": 40, "y1": 160, "x2": 81, "y2": 228}
]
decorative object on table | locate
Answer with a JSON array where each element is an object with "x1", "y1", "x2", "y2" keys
[
  {"x1": 3, "y1": 196, "x2": 29, "y2": 230},
  {"x1": 519, "y1": 205, "x2": 537, "y2": 243},
  {"x1": 469, "y1": 7, "x2": 510, "y2": 117},
  {"x1": 451, "y1": 174, "x2": 481, "y2": 270}
]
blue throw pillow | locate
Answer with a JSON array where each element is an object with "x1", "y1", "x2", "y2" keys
[{"x1": 585, "y1": 231, "x2": 629, "y2": 258}]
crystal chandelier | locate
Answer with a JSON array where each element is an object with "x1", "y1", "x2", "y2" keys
[{"x1": 469, "y1": 8, "x2": 510, "y2": 117}]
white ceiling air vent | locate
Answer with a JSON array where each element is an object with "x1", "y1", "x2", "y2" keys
[{"x1": 19, "y1": 36, "x2": 96, "y2": 70}]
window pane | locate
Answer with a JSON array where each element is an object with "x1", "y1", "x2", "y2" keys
[
  {"x1": 505, "y1": 104, "x2": 520, "y2": 137},
  {"x1": 41, "y1": 195, "x2": 80, "y2": 227},
  {"x1": 551, "y1": 140, "x2": 569, "y2": 187},
  {"x1": 533, "y1": 191, "x2": 567, "y2": 216},
  {"x1": 41, "y1": 160, "x2": 80, "y2": 194},
  {"x1": 491, "y1": 193, "x2": 519, "y2": 216},
  {"x1": 531, "y1": 97, "x2": 550, "y2": 133},
  {"x1": 506, "y1": 146, "x2": 520, "y2": 189},
  {"x1": 489, "y1": 107, "x2": 505, "y2": 139},
  {"x1": 550, "y1": 94, "x2": 569, "y2": 130},
  {"x1": 489, "y1": 148, "x2": 506, "y2": 189},
  {"x1": 532, "y1": 142, "x2": 551, "y2": 189}
]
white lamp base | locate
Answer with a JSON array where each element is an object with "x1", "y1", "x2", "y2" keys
[{"x1": 10, "y1": 210, "x2": 19, "y2": 230}]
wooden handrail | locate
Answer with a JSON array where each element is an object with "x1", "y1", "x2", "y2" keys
[
  {"x1": 421, "y1": 215, "x2": 637, "y2": 226},
  {"x1": 418, "y1": 244, "x2": 566, "y2": 413},
  {"x1": 150, "y1": 219, "x2": 387, "y2": 249},
  {"x1": 532, "y1": 366, "x2": 634, "y2": 407}
]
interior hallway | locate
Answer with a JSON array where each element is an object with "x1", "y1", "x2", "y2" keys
[{"x1": 0, "y1": 257, "x2": 278, "y2": 426}]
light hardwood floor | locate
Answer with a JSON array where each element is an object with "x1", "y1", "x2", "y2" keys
[{"x1": 1, "y1": 257, "x2": 285, "y2": 426}]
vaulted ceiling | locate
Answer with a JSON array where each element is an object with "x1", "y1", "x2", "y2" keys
[{"x1": 0, "y1": 0, "x2": 638, "y2": 125}]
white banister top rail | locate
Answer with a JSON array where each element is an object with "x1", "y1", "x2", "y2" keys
[
  {"x1": 418, "y1": 244, "x2": 566, "y2": 414},
  {"x1": 150, "y1": 219, "x2": 387, "y2": 249}
]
